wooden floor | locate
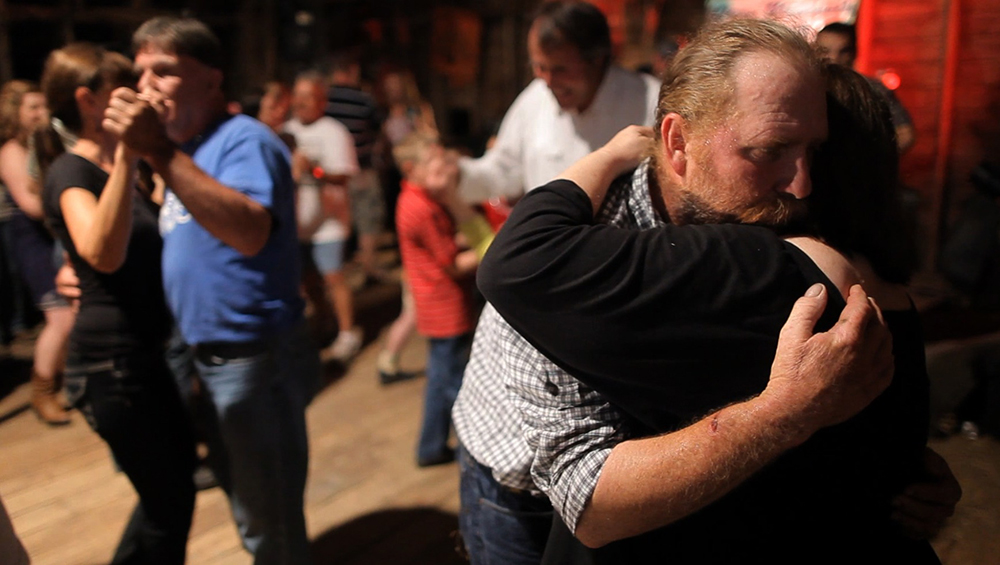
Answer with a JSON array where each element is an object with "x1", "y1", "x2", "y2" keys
[
  {"x1": 1, "y1": 282, "x2": 999, "y2": 564},
  {"x1": 0, "y1": 286, "x2": 464, "y2": 565}
]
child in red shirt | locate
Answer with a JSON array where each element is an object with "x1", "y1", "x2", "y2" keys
[{"x1": 394, "y1": 133, "x2": 493, "y2": 466}]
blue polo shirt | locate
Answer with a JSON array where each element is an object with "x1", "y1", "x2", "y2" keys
[{"x1": 160, "y1": 114, "x2": 303, "y2": 344}]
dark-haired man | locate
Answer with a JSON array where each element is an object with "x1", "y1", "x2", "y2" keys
[
  {"x1": 453, "y1": 0, "x2": 659, "y2": 202},
  {"x1": 815, "y1": 22, "x2": 916, "y2": 153},
  {"x1": 326, "y1": 50, "x2": 388, "y2": 296},
  {"x1": 103, "y1": 17, "x2": 320, "y2": 564},
  {"x1": 450, "y1": 2, "x2": 658, "y2": 562}
]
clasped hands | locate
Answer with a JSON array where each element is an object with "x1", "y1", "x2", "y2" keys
[{"x1": 102, "y1": 87, "x2": 175, "y2": 161}]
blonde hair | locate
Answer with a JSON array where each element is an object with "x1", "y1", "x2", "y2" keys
[
  {"x1": 392, "y1": 131, "x2": 438, "y2": 169},
  {"x1": 0, "y1": 80, "x2": 40, "y2": 145}
]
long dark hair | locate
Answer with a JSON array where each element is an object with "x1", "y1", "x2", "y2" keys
[
  {"x1": 34, "y1": 42, "x2": 136, "y2": 177},
  {"x1": 808, "y1": 63, "x2": 919, "y2": 284}
]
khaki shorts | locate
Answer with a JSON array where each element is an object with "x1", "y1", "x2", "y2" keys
[{"x1": 348, "y1": 169, "x2": 385, "y2": 236}]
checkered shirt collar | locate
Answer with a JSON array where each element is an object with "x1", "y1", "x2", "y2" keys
[{"x1": 595, "y1": 159, "x2": 666, "y2": 230}]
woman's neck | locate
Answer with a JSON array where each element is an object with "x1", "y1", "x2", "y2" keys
[{"x1": 70, "y1": 132, "x2": 115, "y2": 171}]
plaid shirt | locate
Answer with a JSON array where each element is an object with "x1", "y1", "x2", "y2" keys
[{"x1": 452, "y1": 162, "x2": 664, "y2": 531}]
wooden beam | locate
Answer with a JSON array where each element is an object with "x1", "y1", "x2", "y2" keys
[
  {"x1": 4, "y1": 5, "x2": 235, "y2": 27},
  {"x1": 928, "y1": 0, "x2": 962, "y2": 265},
  {"x1": 0, "y1": 0, "x2": 13, "y2": 83},
  {"x1": 60, "y1": 0, "x2": 74, "y2": 45}
]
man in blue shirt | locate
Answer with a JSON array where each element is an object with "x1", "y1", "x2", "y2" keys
[{"x1": 104, "y1": 17, "x2": 320, "y2": 564}]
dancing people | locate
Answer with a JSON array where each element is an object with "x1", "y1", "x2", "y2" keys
[{"x1": 38, "y1": 42, "x2": 196, "y2": 563}]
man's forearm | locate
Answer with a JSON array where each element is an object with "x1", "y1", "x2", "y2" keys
[
  {"x1": 148, "y1": 148, "x2": 272, "y2": 256},
  {"x1": 577, "y1": 392, "x2": 809, "y2": 547},
  {"x1": 575, "y1": 284, "x2": 892, "y2": 547}
]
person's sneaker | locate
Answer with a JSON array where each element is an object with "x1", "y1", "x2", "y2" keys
[
  {"x1": 378, "y1": 369, "x2": 420, "y2": 386},
  {"x1": 961, "y1": 421, "x2": 980, "y2": 440},
  {"x1": 193, "y1": 463, "x2": 219, "y2": 491},
  {"x1": 326, "y1": 328, "x2": 363, "y2": 362}
]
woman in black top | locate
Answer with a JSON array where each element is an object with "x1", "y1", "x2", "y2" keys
[
  {"x1": 38, "y1": 43, "x2": 195, "y2": 564},
  {"x1": 479, "y1": 66, "x2": 937, "y2": 562}
]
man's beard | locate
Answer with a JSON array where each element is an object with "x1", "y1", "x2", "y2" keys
[{"x1": 673, "y1": 189, "x2": 808, "y2": 229}]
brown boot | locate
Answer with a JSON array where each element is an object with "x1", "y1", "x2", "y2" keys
[{"x1": 30, "y1": 370, "x2": 70, "y2": 426}]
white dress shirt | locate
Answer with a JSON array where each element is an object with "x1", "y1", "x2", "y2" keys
[{"x1": 458, "y1": 65, "x2": 659, "y2": 202}]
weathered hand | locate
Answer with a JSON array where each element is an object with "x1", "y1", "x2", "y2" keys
[
  {"x1": 764, "y1": 284, "x2": 894, "y2": 441},
  {"x1": 597, "y1": 125, "x2": 654, "y2": 177},
  {"x1": 892, "y1": 447, "x2": 962, "y2": 539},
  {"x1": 103, "y1": 87, "x2": 174, "y2": 160}
]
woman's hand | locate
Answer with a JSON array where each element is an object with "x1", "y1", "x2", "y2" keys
[
  {"x1": 555, "y1": 125, "x2": 655, "y2": 215},
  {"x1": 597, "y1": 125, "x2": 655, "y2": 178}
]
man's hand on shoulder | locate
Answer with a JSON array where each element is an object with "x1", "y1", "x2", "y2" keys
[{"x1": 762, "y1": 283, "x2": 894, "y2": 445}]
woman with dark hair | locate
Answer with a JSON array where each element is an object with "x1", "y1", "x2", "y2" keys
[
  {"x1": 38, "y1": 42, "x2": 195, "y2": 563},
  {"x1": 0, "y1": 79, "x2": 75, "y2": 425},
  {"x1": 476, "y1": 63, "x2": 939, "y2": 562}
]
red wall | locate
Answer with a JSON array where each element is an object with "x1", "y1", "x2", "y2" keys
[{"x1": 863, "y1": 0, "x2": 1000, "y2": 253}]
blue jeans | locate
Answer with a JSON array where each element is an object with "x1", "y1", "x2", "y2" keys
[
  {"x1": 65, "y1": 349, "x2": 197, "y2": 565},
  {"x1": 457, "y1": 446, "x2": 554, "y2": 565},
  {"x1": 168, "y1": 322, "x2": 320, "y2": 565},
  {"x1": 417, "y1": 332, "x2": 472, "y2": 462}
]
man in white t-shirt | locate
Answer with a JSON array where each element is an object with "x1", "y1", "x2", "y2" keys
[{"x1": 284, "y1": 71, "x2": 363, "y2": 361}]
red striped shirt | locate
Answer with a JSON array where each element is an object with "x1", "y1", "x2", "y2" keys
[{"x1": 396, "y1": 180, "x2": 476, "y2": 337}]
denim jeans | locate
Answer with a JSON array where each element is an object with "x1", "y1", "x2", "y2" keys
[
  {"x1": 457, "y1": 445, "x2": 554, "y2": 565},
  {"x1": 167, "y1": 321, "x2": 321, "y2": 565},
  {"x1": 417, "y1": 332, "x2": 473, "y2": 462},
  {"x1": 65, "y1": 349, "x2": 197, "y2": 565}
]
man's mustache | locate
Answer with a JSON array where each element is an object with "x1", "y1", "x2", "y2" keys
[{"x1": 675, "y1": 191, "x2": 807, "y2": 228}]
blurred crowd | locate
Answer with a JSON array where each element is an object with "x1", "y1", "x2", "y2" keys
[{"x1": 0, "y1": 2, "x2": 982, "y2": 565}]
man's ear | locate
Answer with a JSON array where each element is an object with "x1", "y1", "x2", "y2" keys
[{"x1": 660, "y1": 112, "x2": 688, "y2": 178}]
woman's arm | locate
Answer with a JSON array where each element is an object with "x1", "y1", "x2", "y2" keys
[
  {"x1": 60, "y1": 143, "x2": 138, "y2": 274},
  {"x1": 556, "y1": 125, "x2": 653, "y2": 215},
  {"x1": 0, "y1": 141, "x2": 44, "y2": 219}
]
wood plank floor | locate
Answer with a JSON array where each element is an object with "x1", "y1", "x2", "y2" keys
[
  {"x1": 1, "y1": 284, "x2": 998, "y2": 564},
  {"x1": 1, "y1": 302, "x2": 464, "y2": 565}
]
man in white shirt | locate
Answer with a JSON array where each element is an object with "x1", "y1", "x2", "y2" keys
[
  {"x1": 284, "y1": 71, "x2": 363, "y2": 361},
  {"x1": 455, "y1": 0, "x2": 660, "y2": 203},
  {"x1": 449, "y1": 2, "x2": 659, "y2": 563}
]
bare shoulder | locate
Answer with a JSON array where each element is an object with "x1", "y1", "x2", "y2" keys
[
  {"x1": 784, "y1": 236, "x2": 912, "y2": 310},
  {"x1": 784, "y1": 236, "x2": 859, "y2": 300},
  {"x1": 0, "y1": 140, "x2": 23, "y2": 164}
]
